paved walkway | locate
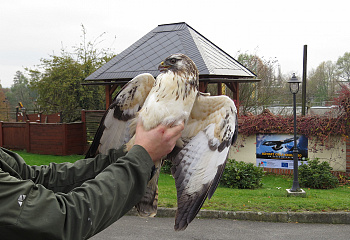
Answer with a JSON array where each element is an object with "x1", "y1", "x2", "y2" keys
[{"x1": 91, "y1": 215, "x2": 350, "y2": 240}]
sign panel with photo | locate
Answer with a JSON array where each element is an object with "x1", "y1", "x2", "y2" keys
[{"x1": 256, "y1": 134, "x2": 308, "y2": 169}]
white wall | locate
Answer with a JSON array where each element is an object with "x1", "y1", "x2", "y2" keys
[
  {"x1": 228, "y1": 135, "x2": 256, "y2": 164},
  {"x1": 308, "y1": 137, "x2": 347, "y2": 172},
  {"x1": 229, "y1": 134, "x2": 347, "y2": 172}
]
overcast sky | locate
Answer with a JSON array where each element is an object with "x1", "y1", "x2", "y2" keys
[{"x1": 1, "y1": 0, "x2": 349, "y2": 88}]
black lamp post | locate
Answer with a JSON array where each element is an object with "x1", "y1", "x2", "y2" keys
[{"x1": 288, "y1": 73, "x2": 302, "y2": 192}]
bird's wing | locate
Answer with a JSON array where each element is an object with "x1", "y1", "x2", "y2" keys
[
  {"x1": 85, "y1": 73, "x2": 155, "y2": 158},
  {"x1": 171, "y1": 93, "x2": 238, "y2": 231}
]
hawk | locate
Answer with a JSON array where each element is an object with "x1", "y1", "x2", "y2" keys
[
  {"x1": 262, "y1": 137, "x2": 299, "y2": 151},
  {"x1": 86, "y1": 53, "x2": 238, "y2": 231}
]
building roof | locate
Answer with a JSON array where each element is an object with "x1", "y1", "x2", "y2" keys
[{"x1": 85, "y1": 22, "x2": 258, "y2": 83}]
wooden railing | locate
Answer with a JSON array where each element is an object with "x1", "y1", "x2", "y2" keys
[{"x1": 0, "y1": 121, "x2": 85, "y2": 155}]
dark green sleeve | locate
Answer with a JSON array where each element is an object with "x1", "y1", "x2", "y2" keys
[
  {"x1": 0, "y1": 146, "x2": 127, "y2": 193},
  {"x1": 0, "y1": 145, "x2": 154, "y2": 240}
]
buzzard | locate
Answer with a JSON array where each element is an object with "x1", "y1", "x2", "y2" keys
[
  {"x1": 262, "y1": 137, "x2": 299, "y2": 151},
  {"x1": 86, "y1": 53, "x2": 238, "y2": 231}
]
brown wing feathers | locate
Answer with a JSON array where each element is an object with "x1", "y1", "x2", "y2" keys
[{"x1": 85, "y1": 55, "x2": 238, "y2": 232}]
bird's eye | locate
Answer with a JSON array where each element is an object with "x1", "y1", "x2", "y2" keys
[{"x1": 169, "y1": 58, "x2": 177, "y2": 64}]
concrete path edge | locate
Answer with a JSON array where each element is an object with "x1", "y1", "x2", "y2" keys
[{"x1": 127, "y1": 208, "x2": 350, "y2": 224}]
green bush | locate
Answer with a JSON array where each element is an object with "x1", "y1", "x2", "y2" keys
[
  {"x1": 161, "y1": 159, "x2": 172, "y2": 174},
  {"x1": 221, "y1": 159, "x2": 264, "y2": 189},
  {"x1": 299, "y1": 159, "x2": 338, "y2": 189}
]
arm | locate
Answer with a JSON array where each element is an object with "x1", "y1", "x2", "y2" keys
[
  {"x1": 0, "y1": 122, "x2": 184, "y2": 239},
  {"x1": 0, "y1": 120, "x2": 184, "y2": 193},
  {"x1": 0, "y1": 146, "x2": 127, "y2": 193},
  {"x1": 0, "y1": 145, "x2": 153, "y2": 240}
]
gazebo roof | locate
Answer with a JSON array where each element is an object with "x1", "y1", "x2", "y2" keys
[{"x1": 85, "y1": 22, "x2": 258, "y2": 83}]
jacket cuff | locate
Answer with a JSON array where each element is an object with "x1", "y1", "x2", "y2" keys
[{"x1": 127, "y1": 145, "x2": 155, "y2": 179}]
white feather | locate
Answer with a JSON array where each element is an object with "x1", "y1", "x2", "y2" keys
[{"x1": 138, "y1": 71, "x2": 197, "y2": 129}]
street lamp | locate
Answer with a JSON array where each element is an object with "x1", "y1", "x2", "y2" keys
[{"x1": 288, "y1": 73, "x2": 302, "y2": 192}]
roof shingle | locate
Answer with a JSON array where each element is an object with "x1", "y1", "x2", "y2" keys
[{"x1": 85, "y1": 22, "x2": 256, "y2": 81}]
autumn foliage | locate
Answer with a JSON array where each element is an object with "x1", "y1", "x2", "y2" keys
[{"x1": 238, "y1": 85, "x2": 350, "y2": 148}]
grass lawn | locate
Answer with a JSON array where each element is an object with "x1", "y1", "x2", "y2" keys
[
  {"x1": 13, "y1": 150, "x2": 84, "y2": 166},
  {"x1": 158, "y1": 173, "x2": 350, "y2": 212},
  {"x1": 14, "y1": 150, "x2": 350, "y2": 213}
]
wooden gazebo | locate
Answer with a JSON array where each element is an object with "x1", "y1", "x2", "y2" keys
[{"x1": 84, "y1": 22, "x2": 260, "y2": 111}]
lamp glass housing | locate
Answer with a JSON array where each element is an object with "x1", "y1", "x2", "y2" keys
[
  {"x1": 290, "y1": 82, "x2": 299, "y2": 94},
  {"x1": 288, "y1": 73, "x2": 301, "y2": 94}
]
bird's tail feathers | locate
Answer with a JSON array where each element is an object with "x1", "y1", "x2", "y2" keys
[{"x1": 135, "y1": 164, "x2": 161, "y2": 217}]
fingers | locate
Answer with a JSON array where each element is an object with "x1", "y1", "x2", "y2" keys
[
  {"x1": 134, "y1": 120, "x2": 185, "y2": 162},
  {"x1": 163, "y1": 122, "x2": 184, "y2": 143},
  {"x1": 169, "y1": 122, "x2": 185, "y2": 135},
  {"x1": 162, "y1": 121, "x2": 185, "y2": 132}
]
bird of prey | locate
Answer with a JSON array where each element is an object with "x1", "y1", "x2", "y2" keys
[
  {"x1": 262, "y1": 137, "x2": 299, "y2": 151},
  {"x1": 86, "y1": 53, "x2": 238, "y2": 231}
]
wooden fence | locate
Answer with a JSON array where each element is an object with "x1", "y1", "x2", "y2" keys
[
  {"x1": 0, "y1": 122, "x2": 85, "y2": 155},
  {"x1": 16, "y1": 112, "x2": 62, "y2": 123},
  {"x1": 81, "y1": 110, "x2": 105, "y2": 143},
  {"x1": 0, "y1": 110, "x2": 105, "y2": 156}
]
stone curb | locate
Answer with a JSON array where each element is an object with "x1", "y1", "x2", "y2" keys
[{"x1": 127, "y1": 208, "x2": 350, "y2": 224}]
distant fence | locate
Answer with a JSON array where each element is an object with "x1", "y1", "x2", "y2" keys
[
  {"x1": 16, "y1": 112, "x2": 62, "y2": 123},
  {"x1": 0, "y1": 110, "x2": 105, "y2": 156},
  {"x1": 0, "y1": 122, "x2": 85, "y2": 155},
  {"x1": 81, "y1": 110, "x2": 105, "y2": 143}
]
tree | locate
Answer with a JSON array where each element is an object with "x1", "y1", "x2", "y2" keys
[
  {"x1": 333, "y1": 83, "x2": 350, "y2": 115},
  {"x1": 336, "y1": 52, "x2": 350, "y2": 82},
  {"x1": 0, "y1": 88, "x2": 9, "y2": 121},
  {"x1": 237, "y1": 53, "x2": 283, "y2": 114},
  {"x1": 5, "y1": 71, "x2": 38, "y2": 111},
  {"x1": 29, "y1": 26, "x2": 114, "y2": 122},
  {"x1": 307, "y1": 61, "x2": 339, "y2": 105},
  {"x1": 324, "y1": 61, "x2": 339, "y2": 100}
]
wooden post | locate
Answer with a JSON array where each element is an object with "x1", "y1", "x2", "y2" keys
[
  {"x1": 217, "y1": 82, "x2": 222, "y2": 95},
  {"x1": 199, "y1": 82, "x2": 208, "y2": 93},
  {"x1": 81, "y1": 110, "x2": 88, "y2": 152},
  {"x1": 105, "y1": 83, "x2": 112, "y2": 110},
  {"x1": 0, "y1": 122, "x2": 3, "y2": 147},
  {"x1": 110, "y1": 84, "x2": 120, "y2": 96},
  {"x1": 25, "y1": 121, "x2": 31, "y2": 152},
  {"x1": 226, "y1": 82, "x2": 240, "y2": 116},
  {"x1": 63, "y1": 124, "x2": 68, "y2": 155}
]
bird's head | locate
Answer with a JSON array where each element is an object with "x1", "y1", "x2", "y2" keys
[{"x1": 158, "y1": 53, "x2": 199, "y2": 79}]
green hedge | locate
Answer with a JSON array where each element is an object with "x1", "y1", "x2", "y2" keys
[
  {"x1": 299, "y1": 159, "x2": 338, "y2": 189},
  {"x1": 162, "y1": 158, "x2": 264, "y2": 189},
  {"x1": 221, "y1": 159, "x2": 264, "y2": 189}
]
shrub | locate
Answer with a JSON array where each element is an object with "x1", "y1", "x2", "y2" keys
[
  {"x1": 161, "y1": 159, "x2": 172, "y2": 174},
  {"x1": 221, "y1": 159, "x2": 264, "y2": 189},
  {"x1": 337, "y1": 174, "x2": 350, "y2": 186},
  {"x1": 299, "y1": 159, "x2": 338, "y2": 189}
]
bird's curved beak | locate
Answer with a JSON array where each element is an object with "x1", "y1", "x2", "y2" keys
[{"x1": 158, "y1": 61, "x2": 169, "y2": 72}]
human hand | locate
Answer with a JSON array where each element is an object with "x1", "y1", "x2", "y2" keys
[{"x1": 134, "y1": 121, "x2": 184, "y2": 163}]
